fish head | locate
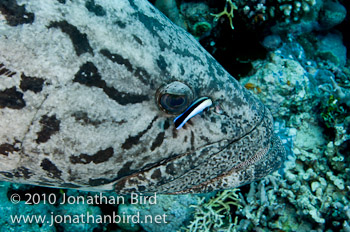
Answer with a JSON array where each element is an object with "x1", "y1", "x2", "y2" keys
[
  {"x1": 0, "y1": 0, "x2": 285, "y2": 193},
  {"x1": 114, "y1": 50, "x2": 286, "y2": 193}
]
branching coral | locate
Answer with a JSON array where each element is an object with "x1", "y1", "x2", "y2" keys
[
  {"x1": 211, "y1": 0, "x2": 238, "y2": 29},
  {"x1": 328, "y1": 76, "x2": 350, "y2": 108},
  {"x1": 185, "y1": 189, "x2": 242, "y2": 232}
]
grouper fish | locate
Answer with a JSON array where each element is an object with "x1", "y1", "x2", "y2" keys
[{"x1": 0, "y1": 0, "x2": 286, "y2": 193}]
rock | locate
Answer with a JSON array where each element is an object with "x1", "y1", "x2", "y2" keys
[
  {"x1": 319, "y1": 0, "x2": 347, "y2": 30},
  {"x1": 316, "y1": 32, "x2": 347, "y2": 67},
  {"x1": 262, "y1": 35, "x2": 282, "y2": 51}
]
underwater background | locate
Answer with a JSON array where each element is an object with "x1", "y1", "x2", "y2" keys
[{"x1": 0, "y1": 0, "x2": 349, "y2": 231}]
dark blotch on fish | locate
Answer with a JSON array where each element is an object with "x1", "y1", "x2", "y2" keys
[
  {"x1": 0, "y1": 87, "x2": 26, "y2": 109},
  {"x1": 114, "y1": 20, "x2": 126, "y2": 28},
  {"x1": 122, "y1": 117, "x2": 157, "y2": 150},
  {"x1": 163, "y1": 120, "x2": 170, "y2": 130},
  {"x1": 100, "y1": 49, "x2": 133, "y2": 72},
  {"x1": 14, "y1": 167, "x2": 32, "y2": 179},
  {"x1": 100, "y1": 49, "x2": 150, "y2": 85},
  {"x1": 172, "y1": 127, "x2": 178, "y2": 138},
  {"x1": 71, "y1": 111, "x2": 104, "y2": 126},
  {"x1": 132, "y1": 35, "x2": 143, "y2": 45},
  {"x1": 48, "y1": 20, "x2": 93, "y2": 56},
  {"x1": 0, "y1": 63, "x2": 16, "y2": 77},
  {"x1": 0, "y1": 0, "x2": 34, "y2": 26},
  {"x1": 85, "y1": 0, "x2": 106, "y2": 16},
  {"x1": 117, "y1": 161, "x2": 133, "y2": 179},
  {"x1": 20, "y1": 73, "x2": 44, "y2": 93},
  {"x1": 190, "y1": 131, "x2": 195, "y2": 150},
  {"x1": 0, "y1": 172, "x2": 14, "y2": 178},
  {"x1": 74, "y1": 62, "x2": 149, "y2": 105},
  {"x1": 36, "y1": 115, "x2": 60, "y2": 144},
  {"x1": 156, "y1": 55, "x2": 167, "y2": 73},
  {"x1": 151, "y1": 168, "x2": 162, "y2": 179},
  {"x1": 40, "y1": 158, "x2": 62, "y2": 179},
  {"x1": 165, "y1": 163, "x2": 176, "y2": 175},
  {"x1": 151, "y1": 132, "x2": 165, "y2": 151},
  {"x1": 132, "y1": 11, "x2": 169, "y2": 52},
  {"x1": 72, "y1": 111, "x2": 126, "y2": 126},
  {"x1": 0, "y1": 142, "x2": 20, "y2": 156},
  {"x1": 70, "y1": 147, "x2": 114, "y2": 164}
]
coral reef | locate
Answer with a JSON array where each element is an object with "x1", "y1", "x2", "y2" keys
[{"x1": 238, "y1": 41, "x2": 349, "y2": 231}]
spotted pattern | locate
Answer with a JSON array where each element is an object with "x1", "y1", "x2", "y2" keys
[
  {"x1": 20, "y1": 74, "x2": 44, "y2": 93},
  {"x1": 73, "y1": 62, "x2": 149, "y2": 105},
  {"x1": 85, "y1": 0, "x2": 106, "y2": 16},
  {"x1": 100, "y1": 49, "x2": 151, "y2": 85},
  {"x1": 36, "y1": 115, "x2": 60, "y2": 144},
  {"x1": 70, "y1": 147, "x2": 114, "y2": 164},
  {"x1": 40, "y1": 158, "x2": 62, "y2": 179},
  {"x1": 0, "y1": 0, "x2": 34, "y2": 26},
  {"x1": 0, "y1": 0, "x2": 285, "y2": 193},
  {"x1": 0, "y1": 87, "x2": 26, "y2": 109},
  {"x1": 0, "y1": 142, "x2": 20, "y2": 156},
  {"x1": 0, "y1": 63, "x2": 16, "y2": 77},
  {"x1": 48, "y1": 21, "x2": 93, "y2": 56}
]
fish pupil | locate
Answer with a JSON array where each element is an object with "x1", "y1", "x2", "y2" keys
[
  {"x1": 159, "y1": 94, "x2": 188, "y2": 114},
  {"x1": 168, "y1": 96, "x2": 185, "y2": 107}
]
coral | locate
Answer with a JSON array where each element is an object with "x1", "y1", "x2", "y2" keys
[
  {"x1": 180, "y1": 2, "x2": 213, "y2": 38},
  {"x1": 185, "y1": 189, "x2": 242, "y2": 232},
  {"x1": 211, "y1": 0, "x2": 238, "y2": 29}
]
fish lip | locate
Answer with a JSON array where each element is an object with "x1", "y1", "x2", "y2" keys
[
  {"x1": 156, "y1": 105, "x2": 286, "y2": 193},
  {"x1": 176, "y1": 106, "x2": 286, "y2": 193},
  {"x1": 175, "y1": 133, "x2": 286, "y2": 194},
  {"x1": 114, "y1": 106, "x2": 286, "y2": 194}
]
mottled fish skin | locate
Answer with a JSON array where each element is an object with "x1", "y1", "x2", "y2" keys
[{"x1": 0, "y1": 0, "x2": 285, "y2": 193}]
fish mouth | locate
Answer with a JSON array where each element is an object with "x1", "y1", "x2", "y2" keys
[{"x1": 114, "y1": 105, "x2": 286, "y2": 194}]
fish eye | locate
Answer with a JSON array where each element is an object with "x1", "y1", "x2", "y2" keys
[
  {"x1": 156, "y1": 81, "x2": 194, "y2": 114},
  {"x1": 160, "y1": 94, "x2": 187, "y2": 113}
]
